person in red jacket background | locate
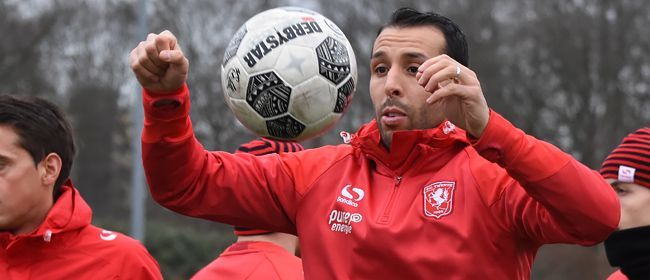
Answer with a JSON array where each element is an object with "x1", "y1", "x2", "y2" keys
[
  {"x1": 0, "y1": 95, "x2": 162, "y2": 279},
  {"x1": 192, "y1": 138, "x2": 303, "y2": 280},
  {"x1": 600, "y1": 127, "x2": 650, "y2": 280},
  {"x1": 129, "y1": 7, "x2": 620, "y2": 279}
]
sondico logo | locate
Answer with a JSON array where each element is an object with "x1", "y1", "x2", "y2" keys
[
  {"x1": 336, "y1": 184, "x2": 365, "y2": 208},
  {"x1": 328, "y1": 209, "x2": 363, "y2": 235}
]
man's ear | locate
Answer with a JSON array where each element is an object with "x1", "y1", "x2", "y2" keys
[{"x1": 39, "y1": 153, "x2": 62, "y2": 186}]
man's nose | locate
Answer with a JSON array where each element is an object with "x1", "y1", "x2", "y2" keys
[{"x1": 384, "y1": 68, "x2": 403, "y2": 97}]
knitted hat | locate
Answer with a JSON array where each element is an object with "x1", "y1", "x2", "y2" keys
[
  {"x1": 600, "y1": 127, "x2": 650, "y2": 189},
  {"x1": 233, "y1": 137, "x2": 304, "y2": 236}
]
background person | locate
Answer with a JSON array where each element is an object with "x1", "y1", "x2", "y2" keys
[
  {"x1": 0, "y1": 95, "x2": 162, "y2": 279},
  {"x1": 600, "y1": 127, "x2": 650, "y2": 280},
  {"x1": 192, "y1": 138, "x2": 303, "y2": 280}
]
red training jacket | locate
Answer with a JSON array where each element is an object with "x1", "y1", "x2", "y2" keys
[
  {"x1": 608, "y1": 270, "x2": 628, "y2": 280},
  {"x1": 0, "y1": 182, "x2": 162, "y2": 279},
  {"x1": 142, "y1": 85, "x2": 619, "y2": 279},
  {"x1": 191, "y1": 241, "x2": 303, "y2": 280}
]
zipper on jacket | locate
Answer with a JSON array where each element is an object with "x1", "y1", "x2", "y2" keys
[{"x1": 378, "y1": 176, "x2": 402, "y2": 224}]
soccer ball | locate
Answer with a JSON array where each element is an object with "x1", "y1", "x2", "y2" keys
[{"x1": 221, "y1": 7, "x2": 357, "y2": 141}]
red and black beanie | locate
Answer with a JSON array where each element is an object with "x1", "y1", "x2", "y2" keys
[
  {"x1": 600, "y1": 127, "x2": 650, "y2": 189},
  {"x1": 233, "y1": 137, "x2": 304, "y2": 236}
]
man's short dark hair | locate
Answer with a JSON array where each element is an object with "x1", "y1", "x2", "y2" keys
[
  {"x1": 0, "y1": 95, "x2": 75, "y2": 199},
  {"x1": 378, "y1": 7, "x2": 469, "y2": 67}
]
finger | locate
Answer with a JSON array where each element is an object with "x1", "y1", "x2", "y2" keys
[
  {"x1": 156, "y1": 30, "x2": 177, "y2": 52},
  {"x1": 145, "y1": 34, "x2": 168, "y2": 70},
  {"x1": 145, "y1": 33, "x2": 157, "y2": 47},
  {"x1": 138, "y1": 43, "x2": 167, "y2": 76},
  {"x1": 128, "y1": 46, "x2": 140, "y2": 71},
  {"x1": 418, "y1": 54, "x2": 458, "y2": 90},
  {"x1": 438, "y1": 79, "x2": 453, "y2": 89},
  {"x1": 418, "y1": 60, "x2": 447, "y2": 89},
  {"x1": 145, "y1": 33, "x2": 168, "y2": 69},
  {"x1": 129, "y1": 42, "x2": 162, "y2": 75},
  {"x1": 130, "y1": 59, "x2": 160, "y2": 84},
  {"x1": 417, "y1": 54, "x2": 452, "y2": 72},
  {"x1": 160, "y1": 50, "x2": 189, "y2": 84},
  {"x1": 417, "y1": 54, "x2": 445, "y2": 72},
  {"x1": 426, "y1": 83, "x2": 466, "y2": 104},
  {"x1": 420, "y1": 60, "x2": 457, "y2": 92},
  {"x1": 424, "y1": 64, "x2": 462, "y2": 91},
  {"x1": 416, "y1": 57, "x2": 441, "y2": 85},
  {"x1": 159, "y1": 49, "x2": 187, "y2": 67}
]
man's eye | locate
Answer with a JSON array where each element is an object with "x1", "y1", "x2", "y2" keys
[
  {"x1": 613, "y1": 185, "x2": 627, "y2": 195},
  {"x1": 407, "y1": 66, "x2": 419, "y2": 74},
  {"x1": 375, "y1": 66, "x2": 388, "y2": 74}
]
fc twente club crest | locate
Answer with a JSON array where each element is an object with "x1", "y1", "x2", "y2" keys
[{"x1": 423, "y1": 181, "x2": 456, "y2": 219}]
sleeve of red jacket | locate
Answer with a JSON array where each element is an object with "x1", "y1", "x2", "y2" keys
[
  {"x1": 470, "y1": 110, "x2": 620, "y2": 246},
  {"x1": 140, "y1": 84, "x2": 318, "y2": 235}
]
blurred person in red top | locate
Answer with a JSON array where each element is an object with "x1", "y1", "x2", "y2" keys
[
  {"x1": 192, "y1": 138, "x2": 303, "y2": 280},
  {"x1": 0, "y1": 95, "x2": 162, "y2": 279},
  {"x1": 601, "y1": 127, "x2": 650, "y2": 280}
]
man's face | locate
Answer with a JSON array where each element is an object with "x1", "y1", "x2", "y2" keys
[
  {"x1": 0, "y1": 125, "x2": 51, "y2": 235},
  {"x1": 370, "y1": 26, "x2": 447, "y2": 148},
  {"x1": 607, "y1": 179, "x2": 650, "y2": 230}
]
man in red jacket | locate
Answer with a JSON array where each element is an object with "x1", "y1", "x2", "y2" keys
[
  {"x1": 129, "y1": 7, "x2": 619, "y2": 279},
  {"x1": 192, "y1": 138, "x2": 303, "y2": 280},
  {"x1": 0, "y1": 95, "x2": 162, "y2": 279},
  {"x1": 600, "y1": 127, "x2": 650, "y2": 280}
]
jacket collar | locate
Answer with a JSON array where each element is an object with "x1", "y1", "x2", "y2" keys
[
  {"x1": 1, "y1": 180, "x2": 92, "y2": 245},
  {"x1": 350, "y1": 119, "x2": 469, "y2": 172}
]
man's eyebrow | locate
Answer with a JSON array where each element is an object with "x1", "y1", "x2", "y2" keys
[
  {"x1": 371, "y1": 51, "x2": 428, "y2": 60},
  {"x1": 371, "y1": 51, "x2": 385, "y2": 59},
  {"x1": 609, "y1": 180, "x2": 621, "y2": 187},
  {"x1": 404, "y1": 52, "x2": 428, "y2": 60}
]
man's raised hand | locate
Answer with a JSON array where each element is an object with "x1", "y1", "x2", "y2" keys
[
  {"x1": 416, "y1": 55, "x2": 489, "y2": 138},
  {"x1": 129, "y1": 30, "x2": 189, "y2": 94}
]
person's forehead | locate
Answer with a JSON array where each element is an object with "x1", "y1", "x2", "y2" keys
[
  {"x1": 372, "y1": 26, "x2": 445, "y2": 55},
  {"x1": 607, "y1": 178, "x2": 648, "y2": 190},
  {"x1": 0, "y1": 125, "x2": 24, "y2": 154},
  {"x1": 0, "y1": 125, "x2": 19, "y2": 143}
]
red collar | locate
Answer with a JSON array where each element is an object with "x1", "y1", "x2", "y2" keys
[
  {"x1": 1, "y1": 181, "x2": 91, "y2": 245},
  {"x1": 350, "y1": 120, "x2": 469, "y2": 173}
]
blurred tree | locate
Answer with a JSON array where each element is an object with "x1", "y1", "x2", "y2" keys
[
  {"x1": 68, "y1": 84, "x2": 119, "y2": 216},
  {"x1": 0, "y1": 1, "x2": 56, "y2": 97},
  {"x1": 506, "y1": 1, "x2": 650, "y2": 278},
  {"x1": 36, "y1": 0, "x2": 138, "y2": 220},
  {"x1": 494, "y1": 0, "x2": 650, "y2": 167}
]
